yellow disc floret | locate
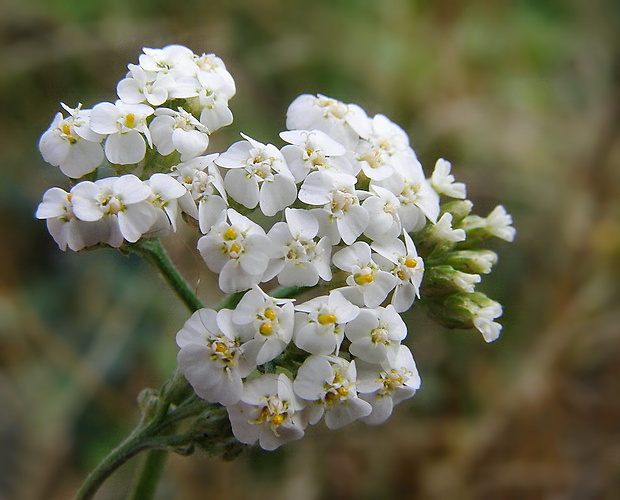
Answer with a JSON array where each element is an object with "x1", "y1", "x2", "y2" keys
[
  {"x1": 259, "y1": 323, "x2": 273, "y2": 335},
  {"x1": 318, "y1": 313, "x2": 337, "y2": 325},
  {"x1": 354, "y1": 273, "x2": 374, "y2": 285},
  {"x1": 264, "y1": 308, "x2": 277, "y2": 320}
]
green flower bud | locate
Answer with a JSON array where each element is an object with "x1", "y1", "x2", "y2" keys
[
  {"x1": 441, "y1": 249, "x2": 498, "y2": 274},
  {"x1": 423, "y1": 264, "x2": 481, "y2": 296},
  {"x1": 440, "y1": 199, "x2": 473, "y2": 226}
]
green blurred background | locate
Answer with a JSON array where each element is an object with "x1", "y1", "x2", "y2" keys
[{"x1": 2, "y1": 0, "x2": 620, "y2": 498}]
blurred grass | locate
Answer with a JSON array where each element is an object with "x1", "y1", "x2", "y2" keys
[{"x1": 1, "y1": 0, "x2": 620, "y2": 498}]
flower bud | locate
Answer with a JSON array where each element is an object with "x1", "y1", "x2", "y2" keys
[
  {"x1": 423, "y1": 292, "x2": 503, "y2": 342},
  {"x1": 440, "y1": 199, "x2": 473, "y2": 226},
  {"x1": 441, "y1": 249, "x2": 498, "y2": 274},
  {"x1": 423, "y1": 264, "x2": 480, "y2": 295}
]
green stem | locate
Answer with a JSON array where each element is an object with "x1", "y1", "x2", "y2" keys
[
  {"x1": 128, "y1": 450, "x2": 169, "y2": 500},
  {"x1": 126, "y1": 238, "x2": 204, "y2": 313},
  {"x1": 75, "y1": 426, "x2": 153, "y2": 500}
]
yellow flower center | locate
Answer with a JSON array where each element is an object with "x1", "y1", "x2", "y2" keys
[
  {"x1": 264, "y1": 308, "x2": 277, "y2": 320},
  {"x1": 318, "y1": 314, "x2": 337, "y2": 325},
  {"x1": 405, "y1": 258, "x2": 417, "y2": 268},
  {"x1": 259, "y1": 323, "x2": 273, "y2": 335},
  {"x1": 224, "y1": 227, "x2": 237, "y2": 240},
  {"x1": 354, "y1": 273, "x2": 374, "y2": 285},
  {"x1": 125, "y1": 113, "x2": 136, "y2": 128}
]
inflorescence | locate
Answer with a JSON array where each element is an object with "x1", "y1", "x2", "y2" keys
[{"x1": 36, "y1": 45, "x2": 515, "y2": 451}]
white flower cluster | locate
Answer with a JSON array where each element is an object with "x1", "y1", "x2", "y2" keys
[{"x1": 36, "y1": 45, "x2": 516, "y2": 451}]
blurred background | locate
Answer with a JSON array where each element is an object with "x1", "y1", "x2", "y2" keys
[{"x1": 1, "y1": 0, "x2": 619, "y2": 498}]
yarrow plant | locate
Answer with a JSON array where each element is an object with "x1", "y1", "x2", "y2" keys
[{"x1": 35, "y1": 45, "x2": 515, "y2": 499}]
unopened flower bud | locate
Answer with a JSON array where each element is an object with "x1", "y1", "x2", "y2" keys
[
  {"x1": 442, "y1": 249, "x2": 498, "y2": 274},
  {"x1": 423, "y1": 264, "x2": 481, "y2": 296},
  {"x1": 424, "y1": 292, "x2": 503, "y2": 342},
  {"x1": 440, "y1": 199, "x2": 473, "y2": 226}
]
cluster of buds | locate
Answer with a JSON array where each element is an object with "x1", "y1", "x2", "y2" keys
[{"x1": 36, "y1": 45, "x2": 515, "y2": 451}]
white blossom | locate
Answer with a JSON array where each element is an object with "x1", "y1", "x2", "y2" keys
[
  {"x1": 357, "y1": 345, "x2": 421, "y2": 425},
  {"x1": 149, "y1": 107, "x2": 210, "y2": 160},
  {"x1": 231, "y1": 286, "x2": 295, "y2": 366},
  {"x1": 169, "y1": 154, "x2": 227, "y2": 232},
  {"x1": 298, "y1": 171, "x2": 369, "y2": 245},
  {"x1": 70, "y1": 175, "x2": 157, "y2": 245},
  {"x1": 362, "y1": 184, "x2": 402, "y2": 241},
  {"x1": 90, "y1": 101, "x2": 154, "y2": 165},
  {"x1": 194, "y1": 52, "x2": 236, "y2": 99},
  {"x1": 280, "y1": 129, "x2": 354, "y2": 182},
  {"x1": 197, "y1": 209, "x2": 273, "y2": 293},
  {"x1": 117, "y1": 64, "x2": 176, "y2": 106},
  {"x1": 227, "y1": 373, "x2": 306, "y2": 450},
  {"x1": 374, "y1": 159, "x2": 440, "y2": 232},
  {"x1": 430, "y1": 212, "x2": 467, "y2": 243},
  {"x1": 36, "y1": 187, "x2": 110, "y2": 251},
  {"x1": 264, "y1": 208, "x2": 332, "y2": 287},
  {"x1": 430, "y1": 158, "x2": 466, "y2": 199},
  {"x1": 293, "y1": 355, "x2": 372, "y2": 429},
  {"x1": 354, "y1": 115, "x2": 415, "y2": 181},
  {"x1": 372, "y1": 231, "x2": 424, "y2": 313},
  {"x1": 38, "y1": 104, "x2": 104, "y2": 178},
  {"x1": 286, "y1": 94, "x2": 371, "y2": 149},
  {"x1": 145, "y1": 173, "x2": 191, "y2": 232},
  {"x1": 293, "y1": 290, "x2": 359, "y2": 356},
  {"x1": 138, "y1": 44, "x2": 197, "y2": 78},
  {"x1": 217, "y1": 134, "x2": 296, "y2": 216},
  {"x1": 176, "y1": 308, "x2": 255, "y2": 406},
  {"x1": 483, "y1": 205, "x2": 517, "y2": 242},
  {"x1": 332, "y1": 242, "x2": 398, "y2": 309},
  {"x1": 344, "y1": 305, "x2": 407, "y2": 364}
]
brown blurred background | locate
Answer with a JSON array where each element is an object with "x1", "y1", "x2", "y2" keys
[{"x1": 1, "y1": 0, "x2": 619, "y2": 498}]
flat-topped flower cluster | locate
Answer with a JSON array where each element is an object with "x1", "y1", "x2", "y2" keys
[{"x1": 36, "y1": 45, "x2": 515, "y2": 451}]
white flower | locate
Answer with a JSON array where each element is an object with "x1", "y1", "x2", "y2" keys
[
  {"x1": 149, "y1": 108, "x2": 210, "y2": 160},
  {"x1": 374, "y1": 159, "x2": 440, "y2": 232},
  {"x1": 344, "y1": 305, "x2": 407, "y2": 364},
  {"x1": 169, "y1": 154, "x2": 227, "y2": 233},
  {"x1": 193, "y1": 52, "x2": 236, "y2": 99},
  {"x1": 216, "y1": 134, "x2": 296, "y2": 216},
  {"x1": 332, "y1": 242, "x2": 399, "y2": 308},
  {"x1": 286, "y1": 94, "x2": 371, "y2": 149},
  {"x1": 186, "y1": 72, "x2": 234, "y2": 132},
  {"x1": 197, "y1": 209, "x2": 273, "y2": 293},
  {"x1": 265, "y1": 208, "x2": 332, "y2": 287},
  {"x1": 116, "y1": 64, "x2": 176, "y2": 106},
  {"x1": 484, "y1": 205, "x2": 516, "y2": 242},
  {"x1": 298, "y1": 171, "x2": 369, "y2": 245},
  {"x1": 372, "y1": 231, "x2": 424, "y2": 313},
  {"x1": 176, "y1": 308, "x2": 255, "y2": 406},
  {"x1": 231, "y1": 285, "x2": 295, "y2": 365},
  {"x1": 430, "y1": 158, "x2": 466, "y2": 199},
  {"x1": 354, "y1": 114, "x2": 415, "y2": 181},
  {"x1": 70, "y1": 174, "x2": 157, "y2": 244},
  {"x1": 362, "y1": 184, "x2": 402, "y2": 241},
  {"x1": 145, "y1": 173, "x2": 190, "y2": 232},
  {"x1": 468, "y1": 297, "x2": 503, "y2": 342},
  {"x1": 90, "y1": 101, "x2": 154, "y2": 165},
  {"x1": 36, "y1": 187, "x2": 109, "y2": 251},
  {"x1": 280, "y1": 129, "x2": 354, "y2": 182},
  {"x1": 138, "y1": 44, "x2": 197, "y2": 78},
  {"x1": 429, "y1": 212, "x2": 467, "y2": 243},
  {"x1": 357, "y1": 345, "x2": 421, "y2": 425},
  {"x1": 293, "y1": 290, "x2": 359, "y2": 356},
  {"x1": 227, "y1": 373, "x2": 306, "y2": 450},
  {"x1": 38, "y1": 104, "x2": 104, "y2": 178},
  {"x1": 293, "y1": 355, "x2": 372, "y2": 429}
]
